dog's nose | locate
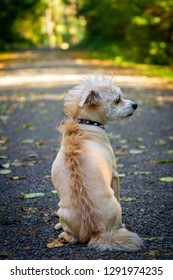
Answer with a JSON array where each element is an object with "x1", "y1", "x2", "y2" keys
[{"x1": 132, "y1": 103, "x2": 138, "y2": 110}]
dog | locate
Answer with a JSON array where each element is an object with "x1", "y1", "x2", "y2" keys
[{"x1": 51, "y1": 74, "x2": 143, "y2": 251}]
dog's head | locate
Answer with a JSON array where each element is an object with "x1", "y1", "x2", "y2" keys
[{"x1": 64, "y1": 74, "x2": 137, "y2": 124}]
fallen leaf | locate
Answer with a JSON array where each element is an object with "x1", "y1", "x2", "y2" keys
[
  {"x1": 120, "y1": 197, "x2": 136, "y2": 202},
  {"x1": 28, "y1": 153, "x2": 38, "y2": 158},
  {"x1": 35, "y1": 141, "x2": 44, "y2": 146},
  {"x1": 24, "y1": 246, "x2": 32, "y2": 250},
  {"x1": 128, "y1": 137, "x2": 143, "y2": 142},
  {"x1": 139, "y1": 145, "x2": 147, "y2": 149},
  {"x1": 21, "y1": 139, "x2": 35, "y2": 144},
  {"x1": 20, "y1": 192, "x2": 45, "y2": 199},
  {"x1": 51, "y1": 190, "x2": 57, "y2": 194},
  {"x1": 0, "y1": 162, "x2": 10, "y2": 169},
  {"x1": 10, "y1": 176, "x2": 26, "y2": 180},
  {"x1": 11, "y1": 160, "x2": 23, "y2": 167},
  {"x1": 0, "y1": 169, "x2": 11, "y2": 175},
  {"x1": 44, "y1": 175, "x2": 51, "y2": 179},
  {"x1": 154, "y1": 139, "x2": 166, "y2": 145},
  {"x1": 159, "y1": 177, "x2": 173, "y2": 182},
  {"x1": 165, "y1": 150, "x2": 173, "y2": 155},
  {"x1": 107, "y1": 133, "x2": 121, "y2": 139},
  {"x1": 129, "y1": 149, "x2": 144, "y2": 154},
  {"x1": 0, "y1": 252, "x2": 11, "y2": 258},
  {"x1": 46, "y1": 239, "x2": 64, "y2": 249},
  {"x1": 157, "y1": 159, "x2": 173, "y2": 163},
  {"x1": 0, "y1": 137, "x2": 9, "y2": 144},
  {"x1": 119, "y1": 139, "x2": 127, "y2": 144},
  {"x1": 119, "y1": 173, "x2": 126, "y2": 178},
  {"x1": 0, "y1": 115, "x2": 9, "y2": 123},
  {"x1": 0, "y1": 146, "x2": 8, "y2": 151},
  {"x1": 144, "y1": 249, "x2": 161, "y2": 259},
  {"x1": 23, "y1": 123, "x2": 35, "y2": 129},
  {"x1": 114, "y1": 151, "x2": 127, "y2": 156},
  {"x1": 143, "y1": 236, "x2": 163, "y2": 241},
  {"x1": 16, "y1": 230, "x2": 37, "y2": 236},
  {"x1": 0, "y1": 155, "x2": 8, "y2": 159},
  {"x1": 133, "y1": 171, "x2": 152, "y2": 175}
]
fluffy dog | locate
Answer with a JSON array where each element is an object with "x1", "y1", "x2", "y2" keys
[{"x1": 51, "y1": 74, "x2": 143, "y2": 251}]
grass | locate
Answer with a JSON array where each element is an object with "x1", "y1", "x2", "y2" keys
[{"x1": 86, "y1": 50, "x2": 173, "y2": 82}]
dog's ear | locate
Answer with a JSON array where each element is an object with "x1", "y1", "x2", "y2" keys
[{"x1": 79, "y1": 90, "x2": 99, "y2": 107}]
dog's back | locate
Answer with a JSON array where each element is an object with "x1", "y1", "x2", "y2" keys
[{"x1": 52, "y1": 120, "x2": 142, "y2": 250}]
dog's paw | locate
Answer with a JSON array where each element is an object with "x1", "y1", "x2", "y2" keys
[
  {"x1": 54, "y1": 210, "x2": 59, "y2": 217},
  {"x1": 58, "y1": 232, "x2": 78, "y2": 244},
  {"x1": 55, "y1": 223, "x2": 62, "y2": 230}
]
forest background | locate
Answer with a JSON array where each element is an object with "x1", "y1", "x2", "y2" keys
[{"x1": 0, "y1": 0, "x2": 173, "y2": 66}]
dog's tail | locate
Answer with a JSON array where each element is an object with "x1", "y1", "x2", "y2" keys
[
  {"x1": 88, "y1": 227, "x2": 143, "y2": 251},
  {"x1": 59, "y1": 120, "x2": 101, "y2": 242}
]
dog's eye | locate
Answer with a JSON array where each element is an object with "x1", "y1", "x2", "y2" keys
[{"x1": 114, "y1": 96, "x2": 121, "y2": 104}]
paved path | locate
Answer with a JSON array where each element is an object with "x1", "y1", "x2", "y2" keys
[{"x1": 0, "y1": 50, "x2": 173, "y2": 260}]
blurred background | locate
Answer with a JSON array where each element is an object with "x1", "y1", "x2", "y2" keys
[{"x1": 0, "y1": 0, "x2": 172, "y2": 66}]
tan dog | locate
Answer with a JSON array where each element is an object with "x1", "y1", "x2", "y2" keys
[{"x1": 51, "y1": 74, "x2": 143, "y2": 251}]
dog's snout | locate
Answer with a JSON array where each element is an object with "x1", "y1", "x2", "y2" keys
[{"x1": 132, "y1": 103, "x2": 138, "y2": 110}]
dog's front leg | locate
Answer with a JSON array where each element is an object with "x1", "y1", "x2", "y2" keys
[{"x1": 111, "y1": 171, "x2": 120, "y2": 202}]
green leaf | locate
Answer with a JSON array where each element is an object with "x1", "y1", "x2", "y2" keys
[
  {"x1": 133, "y1": 171, "x2": 151, "y2": 175},
  {"x1": 35, "y1": 141, "x2": 44, "y2": 146},
  {"x1": 143, "y1": 236, "x2": 163, "y2": 241},
  {"x1": 0, "y1": 162, "x2": 10, "y2": 169},
  {"x1": 107, "y1": 133, "x2": 121, "y2": 139},
  {"x1": 20, "y1": 192, "x2": 45, "y2": 199},
  {"x1": 129, "y1": 149, "x2": 144, "y2": 154},
  {"x1": 0, "y1": 169, "x2": 11, "y2": 175},
  {"x1": 165, "y1": 150, "x2": 173, "y2": 155},
  {"x1": 119, "y1": 173, "x2": 126, "y2": 178},
  {"x1": 155, "y1": 139, "x2": 166, "y2": 145},
  {"x1": 121, "y1": 197, "x2": 136, "y2": 202},
  {"x1": 157, "y1": 159, "x2": 173, "y2": 163},
  {"x1": 10, "y1": 176, "x2": 26, "y2": 180},
  {"x1": 23, "y1": 123, "x2": 35, "y2": 129},
  {"x1": 159, "y1": 177, "x2": 173, "y2": 182},
  {"x1": 0, "y1": 155, "x2": 8, "y2": 159},
  {"x1": 21, "y1": 139, "x2": 35, "y2": 144},
  {"x1": 28, "y1": 153, "x2": 38, "y2": 158},
  {"x1": 51, "y1": 190, "x2": 57, "y2": 194}
]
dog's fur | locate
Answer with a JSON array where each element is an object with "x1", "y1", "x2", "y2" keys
[{"x1": 51, "y1": 74, "x2": 143, "y2": 251}]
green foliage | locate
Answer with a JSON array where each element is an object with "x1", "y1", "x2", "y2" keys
[
  {"x1": 76, "y1": 0, "x2": 173, "y2": 65},
  {"x1": 0, "y1": 0, "x2": 172, "y2": 65},
  {"x1": 0, "y1": 0, "x2": 41, "y2": 49}
]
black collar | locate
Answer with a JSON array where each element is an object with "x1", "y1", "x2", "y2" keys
[{"x1": 77, "y1": 119, "x2": 105, "y2": 129}]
